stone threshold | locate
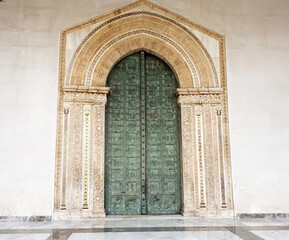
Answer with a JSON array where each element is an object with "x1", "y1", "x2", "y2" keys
[
  {"x1": 237, "y1": 213, "x2": 289, "y2": 219},
  {"x1": 1, "y1": 213, "x2": 289, "y2": 222},
  {"x1": 0, "y1": 216, "x2": 52, "y2": 222}
]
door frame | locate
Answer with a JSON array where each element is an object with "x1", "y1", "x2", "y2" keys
[{"x1": 54, "y1": 0, "x2": 234, "y2": 220}]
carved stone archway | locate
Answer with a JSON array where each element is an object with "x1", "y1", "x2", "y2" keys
[{"x1": 54, "y1": 0, "x2": 234, "y2": 219}]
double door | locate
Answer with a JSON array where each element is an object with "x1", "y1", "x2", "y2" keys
[{"x1": 105, "y1": 52, "x2": 181, "y2": 215}]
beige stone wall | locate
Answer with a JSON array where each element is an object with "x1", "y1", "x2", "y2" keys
[{"x1": 0, "y1": 0, "x2": 289, "y2": 216}]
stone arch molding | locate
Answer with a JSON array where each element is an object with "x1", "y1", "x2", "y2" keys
[
  {"x1": 66, "y1": 11, "x2": 220, "y2": 88},
  {"x1": 54, "y1": 0, "x2": 234, "y2": 219}
]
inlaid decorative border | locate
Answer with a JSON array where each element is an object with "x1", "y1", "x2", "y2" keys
[
  {"x1": 82, "y1": 105, "x2": 91, "y2": 209},
  {"x1": 195, "y1": 107, "x2": 206, "y2": 208}
]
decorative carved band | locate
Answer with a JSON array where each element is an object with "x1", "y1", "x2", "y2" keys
[
  {"x1": 63, "y1": 85, "x2": 110, "y2": 93},
  {"x1": 64, "y1": 92, "x2": 108, "y2": 105},
  {"x1": 177, "y1": 88, "x2": 223, "y2": 106},
  {"x1": 65, "y1": 11, "x2": 218, "y2": 87},
  {"x1": 85, "y1": 29, "x2": 200, "y2": 87},
  {"x1": 177, "y1": 88, "x2": 223, "y2": 95},
  {"x1": 178, "y1": 94, "x2": 221, "y2": 105},
  {"x1": 69, "y1": 104, "x2": 83, "y2": 210},
  {"x1": 180, "y1": 106, "x2": 196, "y2": 216},
  {"x1": 195, "y1": 108, "x2": 206, "y2": 208},
  {"x1": 82, "y1": 106, "x2": 91, "y2": 209},
  {"x1": 216, "y1": 109, "x2": 227, "y2": 208},
  {"x1": 92, "y1": 104, "x2": 106, "y2": 216},
  {"x1": 61, "y1": 104, "x2": 70, "y2": 210}
]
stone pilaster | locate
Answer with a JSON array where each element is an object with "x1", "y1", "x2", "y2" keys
[
  {"x1": 177, "y1": 88, "x2": 232, "y2": 217},
  {"x1": 55, "y1": 87, "x2": 109, "y2": 219}
]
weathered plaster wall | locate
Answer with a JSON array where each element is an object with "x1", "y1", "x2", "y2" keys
[{"x1": 0, "y1": 0, "x2": 288, "y2": 216}]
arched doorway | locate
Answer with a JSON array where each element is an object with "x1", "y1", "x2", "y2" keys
[
  {"x1": 105, "y1": 52, "x2": 181, "y2": 215},
  {"x1": 54, "y1": 0, "x2": 234, "y2": 219}
]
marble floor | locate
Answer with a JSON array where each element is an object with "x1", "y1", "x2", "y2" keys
[{"x1": 1, "y1": 216, "x2": 289, "y2": 240}]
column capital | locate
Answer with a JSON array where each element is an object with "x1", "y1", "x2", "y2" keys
[
  {"x1": 63, "y1": 86, "x2": 110, "y2": 105},
  {"x1": 177, "y1": 94, "x2": 222, "y2": 106}
]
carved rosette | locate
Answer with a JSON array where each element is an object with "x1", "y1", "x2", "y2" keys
[{"x1": 177, "y1": 88, "x2": 233, "y2": 216}]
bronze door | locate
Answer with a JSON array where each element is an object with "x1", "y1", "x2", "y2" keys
[{"x1": 105, "y1": 52, "x2": 181, "y2": 215}]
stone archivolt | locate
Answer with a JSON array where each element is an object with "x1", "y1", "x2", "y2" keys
[
  {"x1": 54, "y1": 0, "x2": 234, "y2": 219},
  {"x1": 67, "y1": 11, "x2": 218, "y2": 88}
]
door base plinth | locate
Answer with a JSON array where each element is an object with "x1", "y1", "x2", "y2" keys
[
  {"x1": 182, "y1": 209, "x2": 198, "y2": 217},
  {"x1": 92, "y1": 212, "x2": 106, "y2": 218}
]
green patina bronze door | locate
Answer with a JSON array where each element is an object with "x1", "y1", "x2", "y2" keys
[{"x1": 105, "y1": 52, "x2": 181, "y2": 215}]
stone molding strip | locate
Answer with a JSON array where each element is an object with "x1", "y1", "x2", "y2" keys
[
  {"x1": 176, "y1": 88, "x2": 223, "y2": 95},
  {"x1": 63, "y1": 85, "x2": 110, "y2": 94}
]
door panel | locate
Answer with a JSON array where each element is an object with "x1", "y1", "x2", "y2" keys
[
  {"x1": 105, "y1": 52, "x2": 181, "y2": 215},
  {"x1": 145, "y1": 54, "x2": 181, "y2": 214},
  {"x1": 105, "y1": 53, "x2": 142, "y2": 215}
]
